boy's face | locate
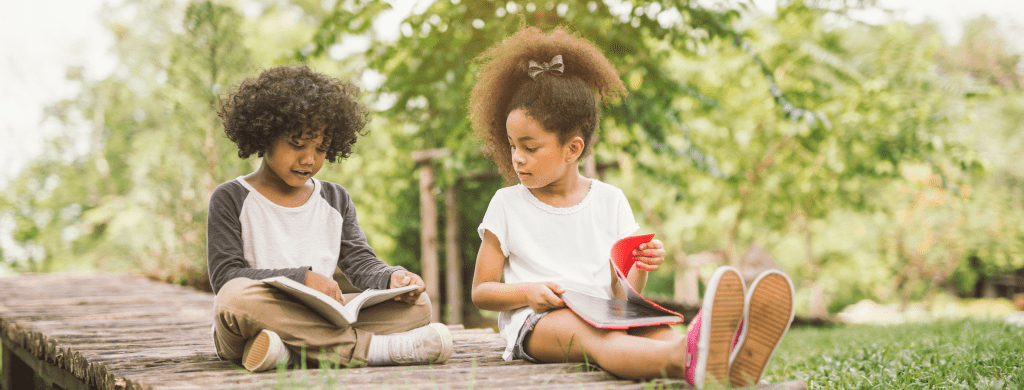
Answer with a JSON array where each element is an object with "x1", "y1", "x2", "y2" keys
[{"x1": 263, "y1": 127, "x2": 328, "y2": 189}]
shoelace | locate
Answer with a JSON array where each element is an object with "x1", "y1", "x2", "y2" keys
[{"x1": 390, "y1": 332, "x2": 429, "y2": 363}]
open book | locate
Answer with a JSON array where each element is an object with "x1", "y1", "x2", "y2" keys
[
  {"x1": 262, "y1": 276, "x2": 419, "y2": 327},
  {"x1": 560, "y1": 234, "x2": 685, "y2": 329}
]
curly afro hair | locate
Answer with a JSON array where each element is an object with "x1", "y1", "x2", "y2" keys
[
  {"x1": 469, "y1": 26, "x2": 626, "y2": 183},
  {"x1": 218, "y1": 65, "x2": 369, "y2": 162}
]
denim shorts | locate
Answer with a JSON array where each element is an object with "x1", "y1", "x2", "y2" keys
[{"x1": 510, "y1": 310, "x2": 549, "y2": 362}]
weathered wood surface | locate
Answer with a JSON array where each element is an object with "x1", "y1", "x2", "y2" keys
[{"x1": 1, "y1": 274, "x2": 807, "y2": 389}]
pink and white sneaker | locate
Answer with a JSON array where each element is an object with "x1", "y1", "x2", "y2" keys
[
  {"x1": 685, "y1": 266, "x2": 745, "y2": 388},
  {"x1": 728, "y1": 270, "x2": 795, "y2": 387}
]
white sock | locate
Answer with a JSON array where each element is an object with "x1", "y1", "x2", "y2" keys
[{"x1": 366, "y1": 334, "x2": 393, "y2": 366}]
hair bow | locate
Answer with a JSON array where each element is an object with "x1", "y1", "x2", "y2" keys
[{"x1": 528, "y1": 55, "x2": 564, "y2": 79}]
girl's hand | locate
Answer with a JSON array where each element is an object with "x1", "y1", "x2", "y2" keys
[
  {"x1": 390, "y1": 270, "x2": 426, "y2": 304},
  {"x1": 525, "y1": 282, "x2": 565, "y2": 312},
  {"x1": 633, "y1": 239, "x2": 666, "y2": 272},
  {"x1": 305, "y1": 270, "x2": 345, "y2": 304}
]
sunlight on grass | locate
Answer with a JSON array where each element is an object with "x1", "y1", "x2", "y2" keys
[{"x1": 765, "y1": 320, "x2": 1024, "y2": 389}]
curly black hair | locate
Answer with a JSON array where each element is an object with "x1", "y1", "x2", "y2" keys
[
  {"x1": 218, "y1": 65, "x2": 369, "y2": 162},
  {"x1": 469, "y1": 27, "x2": 626, "y2": 183}
]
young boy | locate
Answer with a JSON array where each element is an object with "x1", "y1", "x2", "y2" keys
[{"x1": 207, "y1": 65, "x2": 452, "y2": 372}]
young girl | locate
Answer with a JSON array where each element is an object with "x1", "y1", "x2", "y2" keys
[
  {"x1": 469, "y1": 27, "x2": 795, "y2": 387},
  {"x1": 208, "y1": 65, "x2": 452, "y2": 372}
]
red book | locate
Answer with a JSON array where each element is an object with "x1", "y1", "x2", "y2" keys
[{"x1": 560, "y1": 234, "x2": 685, "y2": 329}]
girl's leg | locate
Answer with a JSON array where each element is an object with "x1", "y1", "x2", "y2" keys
[
  {"x1": 628, "y1": 324, "x2": 685, "y2": 342},
  {"x1": 525, "y1": 309, "x2": 688, "y2": 379}
]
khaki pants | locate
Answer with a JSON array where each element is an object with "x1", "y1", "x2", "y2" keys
[{"x1": 213, "y1": 277, "x2": 431, "y2": 367}]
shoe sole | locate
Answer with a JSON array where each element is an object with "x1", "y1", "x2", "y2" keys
[
  {"x1": 729, "y1": 271, "x2": 795, "y2": 387},
  {"x1": 428, "y1": 323, "x2": 455, "y2": 364},
  {"x1": 694, "y1": 266, "x2": 745, "y2": 388},
  {"x1": 243, "y1": 330, "x2": 280, "y2": 372}
]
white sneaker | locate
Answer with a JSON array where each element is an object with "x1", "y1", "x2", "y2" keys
[
  {"x1": 242, "y1": 329, "x2": 294, "y2": 372},
  {"x1": 385, "y1": 323, "x2": 454, "y2": 365}
]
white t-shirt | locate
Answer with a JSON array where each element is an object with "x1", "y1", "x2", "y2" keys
[
  {"x1": 477, "y1": 179, "x2": 639, "y2": 360},
  {"x1": 236, "y1": 177, "x2": 342, "y2": 278},
  {"x1": 206, "y1": 176, "x2": 401, "y2": 295}
]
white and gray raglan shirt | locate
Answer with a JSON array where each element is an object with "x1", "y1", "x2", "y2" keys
[{"x1": 206, "y1": 176, "x2": 403, "y2": 295}]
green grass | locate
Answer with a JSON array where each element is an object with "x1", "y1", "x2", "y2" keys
[
  {"x1": 257, "y1": 320, "x2": 1024, "y2": 389},
  {"x1": 763, "y1": 320, "x2": 1024, "y2": 389}
]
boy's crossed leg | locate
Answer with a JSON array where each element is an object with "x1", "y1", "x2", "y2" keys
[{"x1": 213, "y1": 277, "x2": 432, "y2": 368}]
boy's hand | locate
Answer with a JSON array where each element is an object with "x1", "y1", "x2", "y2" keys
[
  {"x1": 526, "y1": 282, "x2": 565, "y2": 312},
  {"x1": 633, "y1": 239, "x2": 666, "y2": 272},
  {"x1": 389, "y1": 270, "x2": 426, "y2": 304},
  {"x1": 305, "y1": 270, "x2": 345, "y2": 304}
]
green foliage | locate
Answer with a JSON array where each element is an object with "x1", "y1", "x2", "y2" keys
[
  {"x1": 0, "y1": 0, "x2": 254, "y2": 287},
  {"x1": 312, "y1": 0, "x2": 752, "y2": 291},
  {"x1": 1, "y1": 0, "x2": 1022, "y2": 321},
  {"x1": 83, "y1": 1, "x2": 253, "y2": 286},
  {"x1": 769, "y1": 320, "x2": 1024, "y2": 388}
]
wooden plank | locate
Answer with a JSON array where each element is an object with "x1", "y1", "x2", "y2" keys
[
  {"x1": 3, "y1": 336, "x2": 39, "y2": 390},
  {"x1": 0, "y1": 274, "x2": 806, "y2": 390},
  {"x1": 2, "y1": 330, "x2": 90, "y2": 390}
]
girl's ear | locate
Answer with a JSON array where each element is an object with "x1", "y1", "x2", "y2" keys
[{"x1": 565, "y1": 136, "x2": 585, "y2": 163}]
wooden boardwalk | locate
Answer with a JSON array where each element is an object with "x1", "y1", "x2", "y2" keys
[{"x1": 1, "y1": 274, "x2": 806, "y2": 390}]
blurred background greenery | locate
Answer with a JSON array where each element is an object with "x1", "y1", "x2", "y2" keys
[{"x1": 0, "y1": 0, "x2": 1021, "y2": 325}]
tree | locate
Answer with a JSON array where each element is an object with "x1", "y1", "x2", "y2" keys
[
  {"x1": 605, "y1": 1, "x2": 985, "y2": 316},
  {"x1": 4, "y1": 0, "x2": 1020, "y2": 323},
  {"x1": 932, "y1": 15, "x2": 1024, "y2": 297},
  {"x1": 345, "y1": 0, "x2": 749, "y2": 321},
  {"x1": 297, "y1": 0, "x2": 990, "y2": 319},
  {"x1": 1, "y1": 1, "x2": 254, "y2": 287}
]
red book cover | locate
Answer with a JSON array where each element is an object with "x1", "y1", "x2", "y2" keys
[{"x1": 561, "y1": 234, "x2": 685, "y2": 329}]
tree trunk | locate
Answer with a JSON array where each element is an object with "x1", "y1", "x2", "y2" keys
[
  {"x1": 90, "y1": 95, "x2": 116, "y2": 200},
  {"x1": 675, "y1": 252, "x2": 701, "y2": 306},
  {"x1": 444, "y1": 184, "x2": 462, "y2": 325},
  {"x1": 418, "y1": 162, "x2": 440, "y2": 322},
  {"x1": 726, "y1": 184, "x2": 750, "y2": 269},
  {"x1": 203, "y1": 112, "x2": 219, "y2": 200},
  {"x1": 799, "y1": 208, "x2": 827, "y2": 318},
  {"x1": 583, "y1": 154, "x2": 596, "y2": 178},
  {"x1": 411, "y1": 149, "x2": 450, "y2": 323}
]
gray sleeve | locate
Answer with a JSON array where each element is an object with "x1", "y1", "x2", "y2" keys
[
  {"x1": 206, "y1": 181, "x2": 309, "y2": 294},
  {"x1": 323, "y1": 182, "x2": 405, "y2": 290}
]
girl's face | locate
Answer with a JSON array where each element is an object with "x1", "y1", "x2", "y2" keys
[
  {"x1": 262, "y1": 128, "x2": 328, "y2": 189},
  {"x1": 506, "y1": 109, "x2": 580, "y2": 189}
]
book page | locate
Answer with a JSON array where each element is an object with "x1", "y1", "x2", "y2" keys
[
  {"x1": 262, "y1": 276, "x2": 419, "y2": 327},
  {"x1": 334, "y1": 285, "x2": 419, "y2": 318}
]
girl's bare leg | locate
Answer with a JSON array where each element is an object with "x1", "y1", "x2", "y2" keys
[
  {"x1": 525, "y1": 309, "x2": 687, "y2": 379},
  {"x1": 628, "y1": 324, "x2": 685, "y2": 342}
]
